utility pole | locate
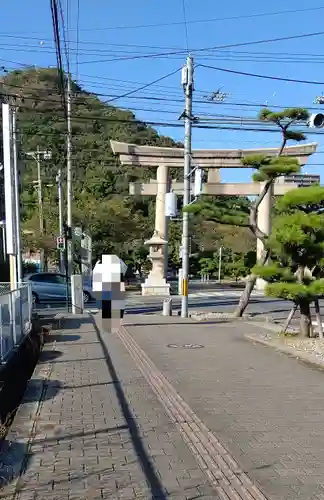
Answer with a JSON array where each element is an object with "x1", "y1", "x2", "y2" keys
[
  {"x1": 181, "y1": 55, "x2": 194, "y2": 318},
  {"x1": 36, "y1": 146, "x2": 45, "y2": 272},
  {"x1": 66, "y1": 72, "x2": 73, "y2": 276},
  {"x1": 218, "y1": 246, "x2": 222, "y2": 282},
  {"x1": 26, "y1": 148, "x2": 52, "y2": 273},
  {"x1": 56, "y1": 169, "x2": 64, "y2": 273},
  {"x1": 12, "y1": 107, "x2": 23, "y2": 283}
]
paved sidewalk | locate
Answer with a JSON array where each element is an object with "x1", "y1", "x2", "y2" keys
[
  {"x1": 3, "y1": 313, "x2": 324, "y2": 500},
  {"x1": 122, "y1": 314, "x2": 324, "y2": 500},
  {"x1": 0, "y1": 314, "x2": 215, "y2": 500}
]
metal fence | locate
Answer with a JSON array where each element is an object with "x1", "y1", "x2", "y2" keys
[
  {"x1": 0, "y1": 283, "x2": 33, "y2": 362},
  {"x1": 0, "y1": 283, "x2": 11, "y2": 296}
]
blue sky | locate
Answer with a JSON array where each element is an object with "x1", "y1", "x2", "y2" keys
[{"x1": 1, "y1": 0, "x2": 324, "y2": 183}]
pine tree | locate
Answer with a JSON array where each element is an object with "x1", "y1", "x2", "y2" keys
[
  {"x1": 185, "y1": 108, "x2": 310, "y2": 316},
  {"x1": 253, "y1": 185, "x2": 324, "y2": 337}
]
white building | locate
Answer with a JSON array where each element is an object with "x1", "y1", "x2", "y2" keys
[{"x1": 276, "y1": 173, "x2": 320, "y2": 187}]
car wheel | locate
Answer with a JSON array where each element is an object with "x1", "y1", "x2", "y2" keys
[
  {"x1": 83, "y1": 291, "x2": 91, "y2": 304},
  {"x1": 32, "y1": 292, "x2": 39, "y2": 305}
]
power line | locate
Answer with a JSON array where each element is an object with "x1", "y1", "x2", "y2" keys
[
  {"x1": 0, "y1": 8, "x2": 322, "y2": 49},
  {"x1": 4, "y1": 33, "x2": 324, "y2": 60},
  {"x1": 76, "y1": 30, "x2": 324, "y2": 65},
  {"x1": 2, "y1": 65, "x2": 324, "y2": 118},
  {"x1": 3, "y1": 76, "x2": 324, "y2": 114},
  {"x1": 75, "y1": 0, "x2": 80, "y2": 80},
  {"x1": 104, "y1": 67, "x2": 182, "y2": 104},
  {"x1": 5, "y1": 40, "x2": 324, "y2": 65},
  {"x1": 59, "y1": 5, "x2": 324, "y2": 32},
  {"x1": 58, "y1": 0, "x2": 70, "y2": 74},
  {"x1": 2, "y1": 29, "x2": 324, "y2": 67},
  {"x1": 199, "y1": 63, "x2": 324, "y2": 85},
  {"x1": 50, "y1": 0, "x2": 68, "y2": 120},
  {"x1": 16, "y1": 103, "x2": 286, "y2": 126},
  {"x1": 0, "y1": 33, "x2": 186, "y2": 51},
  {"x1": 0, "y1": 81, "x2": 321, "y2": 117},
  {"x1": 5, "y1": 45, "x2": 324, "y2": 71},
  {"x1": 3, "y1": 65, "x2": 324, "y2": 110},
  {"x1": 0, "y1": 41, "x2": 174, "y2": 57},
  {"x1": 181, "y1": 0, "x2": 189, "y2": 52},
  {"x1": 14, "y1": 112, "x2": 324, "y2": 136}
]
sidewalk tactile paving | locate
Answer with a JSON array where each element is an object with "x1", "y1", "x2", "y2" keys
[{"x1": 115, "y1": 321, "x2": 268, "y2": 500}]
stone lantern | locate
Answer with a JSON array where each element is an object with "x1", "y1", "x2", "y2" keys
[{"x1": 141, "y1": 231, "x2": 170, "y2": 296}]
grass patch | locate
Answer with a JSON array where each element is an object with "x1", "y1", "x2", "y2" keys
[{"x1": 277, "y1": 330, "x2": 299, "y2": 338}]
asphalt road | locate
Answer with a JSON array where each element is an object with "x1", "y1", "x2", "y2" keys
[
  {"x1": 35, "y1": 287, "x2": 297, "y2": 326},
  {"x1": 35, "y1": 282, "x2": 324, "y2": 331},
  {"x1": 125, "y1": 293, "x2": 293, "y2": 323}
]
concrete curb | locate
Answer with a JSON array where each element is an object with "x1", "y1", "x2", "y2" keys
[
  {"x1": 0, "y1": 321, "x2": 58, "y2": 498},
  {"x1": 245, "y1": 319, "x2": 298, "y2": 334},
  {"x1": 244, "y1": 332, "x2": 324, "y2": 373}
]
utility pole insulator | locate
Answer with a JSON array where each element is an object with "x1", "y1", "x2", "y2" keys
[
  {"x1": 194, "y1": 168, "x2": 204, "y2": 197},
  {"x1": 181, "y1": 66, "x2": 188, "y2": 87}
]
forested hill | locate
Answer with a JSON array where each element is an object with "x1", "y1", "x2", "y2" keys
[
  {"x1": 0, "y1": 67, "x2": 181, "y2": 258},
  {"x1": 0, "y1": 67, "x2": 254, "y2": 270}
]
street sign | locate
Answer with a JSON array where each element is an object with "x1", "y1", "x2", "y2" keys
[{"x1": 56, "y1": 236, "x2": 65, "y2": 250}]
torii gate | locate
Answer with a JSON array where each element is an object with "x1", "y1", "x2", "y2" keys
[{"x1": 111, "y1": 141, "x2": 317, "y2": 295}]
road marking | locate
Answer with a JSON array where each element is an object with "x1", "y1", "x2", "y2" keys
[
  {"x1": 188, "y1": 290, "x2": 264, "y2": 298},
  {"x1": 86, "y1": 290, "x2": 264, "y2": 311},
  {"x1": 124, "y1": 291, "x2": 264, "y2": 303}
]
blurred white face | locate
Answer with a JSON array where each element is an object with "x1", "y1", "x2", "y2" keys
[
  {"x1": 102, "y1": 255, "x2": 121, "y2": 283},
  {"x1": 92, "y1": 255, "x2": 121, "y2": 292}
]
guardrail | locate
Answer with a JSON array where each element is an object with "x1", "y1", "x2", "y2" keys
[{"x1": 0, "y1": 283, "x2": 33, "y2": 362}]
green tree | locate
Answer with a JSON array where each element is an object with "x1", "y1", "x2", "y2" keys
[
  {"x1": 2, "y1": 67, "x2": 181, "y2": 264},
  {"x1": 226, "y1": 260, "x2": 248, "y2": 281},
  {"x1": 185, "y1": 108, "x2": 309, "y2": 316},
  {"x1": 131, "y1": 245, "x2": 150, "y2": 276},
  {"x1": 253, "y1": 185, "x2": 324, "y2": 337},
  {"x1": 198, "y1": 256, "x2": 217, "y2": 277}
]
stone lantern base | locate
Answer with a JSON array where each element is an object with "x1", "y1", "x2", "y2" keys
[
  {"x1": 255, "y1": 278, "x2": 267, "y2": 291},
  {"x1": 141, "y1": 231, "x2": 171, "y2": 296},
  {"x1": 141, "y1": 279, "x2": 170, "y2": 296}
]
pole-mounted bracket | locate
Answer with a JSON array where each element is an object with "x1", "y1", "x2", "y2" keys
[
  {"x1": 178, "y1": 110, "x2": 198, "y2": 122},
  {"x1": 188, "y1": 196, "x2": 198, "y2": 205}
]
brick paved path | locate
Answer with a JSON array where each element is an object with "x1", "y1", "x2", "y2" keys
[
  {"x1": 0, "y1": 315, "x2": 216, "y2": 500},
  {"x1": 122, "y1": 314, "x2": 324, "y2": 500},
  {"x1": 3, "y1": 313, "x2": 324, "y2": 500}
]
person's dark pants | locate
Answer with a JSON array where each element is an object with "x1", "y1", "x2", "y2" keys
[{"x1": 102, "y1": 299, "x2": 124, "y2": 320}]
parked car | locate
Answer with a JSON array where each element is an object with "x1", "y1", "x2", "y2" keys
[{"x1": 24, "y1": 272, "x2": 95, "y2": 305}]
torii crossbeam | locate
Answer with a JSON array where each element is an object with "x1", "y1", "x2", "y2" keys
[{"x1": 111, "y1": 140, "x2": 318, "y2": 295}]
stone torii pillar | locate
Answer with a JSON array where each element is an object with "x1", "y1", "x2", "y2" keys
[
  {"x1": 256, "y1": 183, "x2": 273, "y2": 290},
  {"x1": 155, "y1": 165, "x2": 170, "y2": 278}
]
